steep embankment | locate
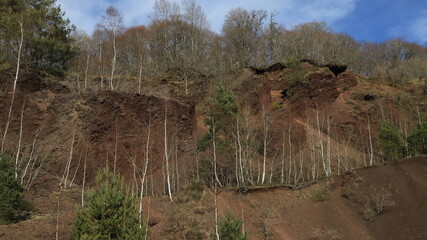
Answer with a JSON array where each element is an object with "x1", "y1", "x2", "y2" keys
[
  {"x1": 0, "y1": 64, "x2": 426, "y2": 239},
  {"x1": 0, "y1": 69, "x2": 196, "y2": 191},
  {"x1": 0, "y1": 157, "x2": 425, "y2": 239}
]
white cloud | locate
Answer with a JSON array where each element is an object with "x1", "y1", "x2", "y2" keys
[
  {"x1": 56, "y1": 0, "x2": 155, "y2": 34},
  {"x1": 411, "y1": 13, "x2": 427, "y2": 43},
  {"x1": 387, "y1": 10, "x2": 427, "y2": 43},
  {"x1": 200, "y1": 0, "x2": 357, "y2": 32},
  {"x1": 56, "y1": 0, "x2": 357, "y2": 34},
  {"x1": 56, "y1": 0, "x2": 109, "y2": 33}
]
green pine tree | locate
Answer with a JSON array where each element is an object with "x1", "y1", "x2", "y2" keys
[
  {"x1": 0, "y1": 0, "x2": 75, "y2": 73},
  {"x1": 408, "y1": 122, "x2": 427, "y2": 156},
  {"x1": 198, "y1": 86, "x2": 238, "y2": 151},
  {"x1": 72, "y1": 167, "x2": 148, "y2": 240},
  {"x1": 0, "y1": 153, "x2": 32, "y2": 224},
  {"x1": 218, "y1": 212, "x2": 248, "y2": 240},
  {"x1": 379, "y1": 120, "x2": 404, "y2": 161}
]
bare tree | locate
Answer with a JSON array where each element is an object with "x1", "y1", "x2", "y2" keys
[
  {"x1": 21, "y1": 124, "x2": 44, "y2": 185},
  {"x1": 1, "y1": 19, "x2": 24, "y2": 153},
  {"x1": 100, "y1": 6, "x2": 124, "y2": 90},
  {"x1": 15, "y1": 100, "x2": 25, "y2": 178},
  {"x1": 211, "y1": 117, "x2": 222, "y2": 187},
  {"x1": 222, "y1": 8, "x2": 267, "y2": 69},
  {"x1": 139, "y1": 118, "x2": 151, "y2": 227},
  {"x1": 163, "y1": 102, "x2": 173, "y2": 202},
  {"x1": 367, "y1": 114, "x2": 374, "y2": 166},
  {"x1": 60, "y1": 125, "x2": 77, "y2": 188},
  {"x1": 261, "y1": 104, "x2": 271, "y2": 185},
  {"x1": 81, "y1": 151, "x2": 87, "y2": 207}
]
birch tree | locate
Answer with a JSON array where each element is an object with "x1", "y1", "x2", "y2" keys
[
  {"x1": 1, "y1": 13, "x2": 24, "y2": 153},
  {"x1": 100, "y1": 6, "x2": 124, "y2": 90},
  {"x1": 261, "y1": 104, "x2": 271, "y2": 185},
  {"x1": 163, "y1": 102, "x2": 173, "y2": 201}
]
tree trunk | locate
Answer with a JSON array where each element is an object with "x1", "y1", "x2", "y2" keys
[
  {"x1": 1, "y1": 20, "x2": 24, "y2": 153},
  {"x1": 84, "y1": 53, "x2": 90, "y2": 89},
  {"x1": 211, "y1": 118, "x2": 222, "y2": 187},
  {"x1": 110, "y1": 29, "x2": 117, "y2": 90},
  {"x1": 164, "y1": 104, "x2": 173, "y2": 202},
  {"x1": 15, "y1": 100, "x2": 25, "y2": 178}
]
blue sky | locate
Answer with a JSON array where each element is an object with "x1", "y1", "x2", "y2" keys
[{"x1": 56, "y1": 0, "x2": 427, "y2": 44}]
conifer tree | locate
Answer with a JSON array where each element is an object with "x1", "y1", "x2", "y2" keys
[
  {"x1": 0, "y1": 153, "x2": 31, "y2": 224},
  {"x1": 72, "y1": 167, "x2": 148, "y2": 240},
  {"x1": 408, "y1": 122, "x2": 427, "y2": 156},
  {"x1": 0, "y1": 0, "x2": 74, "y2": 73},
  {"x1": 217, "y1": 212, "x2": 248, "y2": 240},
  {"x1": 379, "y1": 120, "x2": 404, "y2": 160}
]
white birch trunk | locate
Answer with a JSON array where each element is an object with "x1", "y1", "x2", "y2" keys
[
  {"x1": 15, "y1": 100, "x2": 25, "y2": 178},
  {"x1": 1, "y1": 20, "x2": 24, "y2": 153},
  {"x1": 367, "y1": 114, "x2": 374, "y2": 166},
  {"x1": 164, "y1": 104, "x2": 173, "y2": 202}
]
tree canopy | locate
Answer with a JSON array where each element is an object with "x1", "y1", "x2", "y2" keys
[{"x1": 0, "y1": 0, "x2": 74, "y2": 73}]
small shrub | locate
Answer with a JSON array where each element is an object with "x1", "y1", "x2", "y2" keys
[
  {"x1": 311, "y1": 229, "x2": 343, "y2": 240},
  {"x1": 363, "y1": 203, "x2": 378, "y2": 222},
  {"x1": 176, "y1": 180, "x2": 205, "y2": 203},
  {"x1": 184, "y1": 217, "x2": 205, "y2": 240},
  {"x1": 311, "y1": 185, "x2": 329, "y2": 203},
  {"x1": 283, "y1": 58, "x2": 309, "y2": 85},
  {"x1": 285, "y1": 57, "x2": 302, "y2": 68},
  {"x1": 362, "y1": 185, "x2": 395, "y2": 222},
  {"x1": 186, "y1": 180, "x2": 204, "y2": 201},
  {"x1": 341, "y1": 188, "x2": 356, "y2": 199},
  {"x1": 351, "y1": 92, "x2": 366, "y2": 101},
  {"x1": 260, "y1": 207, "x2": 276, "y2": 240},
  {"x1": 370, "y1": 186, "x2": 395, "y2": 214},
  {"x1": 271, "y1": 101, "x2": 281, "y2": 109},
  {"x1": 341, "y1": 182, "x2": 359, "y2": 199}
]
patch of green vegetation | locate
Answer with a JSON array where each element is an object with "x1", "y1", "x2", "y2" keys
[
  {"x1": 341, "y1": 183, "x2": 358, "y2": 199},
  {"x1": 0, "y1": 153, "x2": 32, "y2": 224},
  {"x1": 379, "y1": 120, "x2": 406, "y2": 161},
  {"x1": 184, "y1": 217, "x2": 205, "y2": 240},
  {"x1": 216, "y1": 212, "x2": 248, "y2": 240},
  {"x1": 176, "y1": 179, "x2": 205, "y2": 203},
  {"x1": 408, "y1": 122, "x2": 427, "y2": 155},
  {"x1": 311, "y1": 229, "x2": 343, "y2": 240},
  {"x1": 0, "y1": 63, "x2": 10, "y2": 73},
  {"x1": 342, "y1": 85, "x2": 350, "y2": 91},
  {"x1": 283, "y1": 58, "x2": 309, "y2": 85},
  {"x1": 271, "y1": 101, "x2": 286, "y2": 110},
  {"x1": 362, "y1": 203, "x2": 378, "y2": 222},
  {"x1": 72, "y1": 167, "x2": 148, "y2": 239},
  {"x1": 311, "y1": 185, "x2": 329, "y2": 203},
  {"x1": 394, "y1": 93, "x2": 411, "y2": 108}
]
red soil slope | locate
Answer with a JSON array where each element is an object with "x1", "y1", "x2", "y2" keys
[{"x1": 0, "y1": 157, "x2": 425, "y2": 240}]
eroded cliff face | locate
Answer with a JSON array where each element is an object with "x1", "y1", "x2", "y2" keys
[{"x1": 0, "y1": 72, "x2": 196, "y2": 193}]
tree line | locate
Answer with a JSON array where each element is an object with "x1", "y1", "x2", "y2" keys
[
  {"x1": 67, "y1": 0, "x2": 427, "y2": 93},
  {"x1": 2, "y1": 0, "x2": 426, "y2": 92}
]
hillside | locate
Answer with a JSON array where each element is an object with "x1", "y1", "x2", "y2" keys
[
  {"x1": 0, "y1": 156, "x2": 425, "y2": 239},
  {"x1": 0, "y1": 60, "x2": 426, "y2": 239}
]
